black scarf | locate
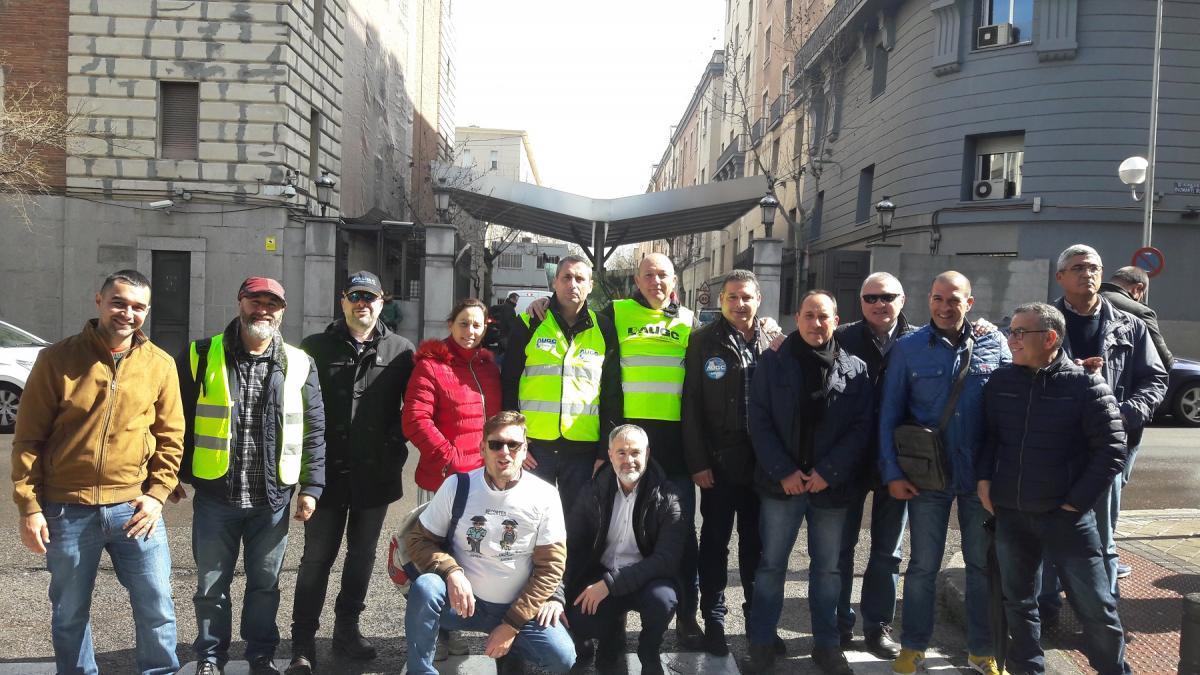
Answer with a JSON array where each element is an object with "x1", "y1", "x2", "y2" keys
[{"x1": 790, "y1": 336, "x2": 836, "y2": 471}]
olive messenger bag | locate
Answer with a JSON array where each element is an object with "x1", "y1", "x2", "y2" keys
[{"x1": 892, "y1": 336, "x2": 974, "y2": 491}]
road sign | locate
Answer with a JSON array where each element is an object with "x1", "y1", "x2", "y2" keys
[{"x1": 1132, "y1": 246, "x2": 1165, "y2": 278}]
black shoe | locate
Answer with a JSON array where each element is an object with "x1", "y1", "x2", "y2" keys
[
  {"x1": 773, "y1": 634, "x2": 787, "y2": 655},
  {"x1": 332, "y1": 621, "x2": 378, "y2": 660},
  {"x1": 197, "y1": 663, "x2": 223, "y2": 675},
  {"x1": 703, "y1": 622, "x2": 730, "y2": 657},
  {"x1": 741, "y1": 643, "x2": 777, "y2": 674},
  {"x1": 839, "y1": 631, "x2": 854, "y2": 649},
  {"x1": 675, "y1": 614, "x2": 705, "y2": 651},
  {"x1": 638, "y1": 650, "x2": 665, "y2": 675},
  {"x1": 864, "y1": 624, "x2": 901, "y2": 660},
  {"x1": 811, "y1": 646, "x2": 855, "y2": 675},
  {"x1": 496, "y1": 653, "x2": 525, "y2": 674},
  {"x1": 574, "y1": 637, "x2": 596, "y2": 665},
  {"x1": 249, "y1": 656, "x2": 281, "y2": 675},
  {"x1": 283, "y1": 656, "x2": 312, "y2": 675},
  {"x1": 595, "y1": 637, "x2": 623, "y2": 671}
]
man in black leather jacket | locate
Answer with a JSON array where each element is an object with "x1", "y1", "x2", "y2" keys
[
  {"x1": 565, "y1": 424, "x2": 685, "y2": 675},
  {"x1": 979, "y1": 302, "x2": 1129, "y2": 675}
]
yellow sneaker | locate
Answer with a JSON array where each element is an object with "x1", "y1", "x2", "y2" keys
[
  {"x1": 968, "y1": 654, "x2": 1002, "y2": 675},
  {"x1": 892, "y1": 648, "x2": 926, "y2": 675}
]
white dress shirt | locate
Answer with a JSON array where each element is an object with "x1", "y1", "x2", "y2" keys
[{"x1": 601, "y1": 481, "x2": 644, "y2": 574}]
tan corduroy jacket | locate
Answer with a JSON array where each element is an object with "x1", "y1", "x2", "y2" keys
[{"x1": 11, "y1": 320, "x2": 185, "y2": 515}]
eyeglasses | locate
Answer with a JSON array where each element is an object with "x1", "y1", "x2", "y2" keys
[
  {"x1": 862, "y1": 293, "x2": 900, "y2": 304},
  {"x1": 1008, "y1": 328, "x2": 1050, "y2": 339},
  {"x1": 486, "y1": 439, "x2": 526, "y2": 452},
  {"x1": 1064, "y1": 264, "x2": 1102, "y2": 276},
  {"x1": 345, "y1": 291, "x2": 379, "y2": 303}
]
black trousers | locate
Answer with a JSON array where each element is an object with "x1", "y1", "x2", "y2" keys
[
  {"x1": 697, "y1": 470, "x2": 762, "y2": 626},
  {"x1": 567, "y1": 578, "x2": 678, "y2": 656},
  {"x1": 290, "y1": 478, "x2": 390, "y2": 640}
]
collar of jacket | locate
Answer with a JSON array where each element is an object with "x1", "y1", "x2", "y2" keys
[
  {"x1": 328, "y1": 317, "x2": 385, "y2": 343},
  {"x1": 223, "y1": 318, "x2": 286, "y2": 369},
  {"x1": 1053, "y1": 295, "x2": 1134, "y2": 356},
  {"x1": 83, "y1": 319, "x2": 147, "y2": 361},
  {"x1": 1098, "y1": 281, "x2": 1142, "y2": 306},
  {"x1": 1019, "y1": 347, "x2": 1073, "y2": 379},
  {"x1": 925, "y1": 318, "x2": 973, "y2": 348},
  {"x1": 779, "y1": 331, "x2": 855, "y2": 394},
  {"x1": 593, "y1": 458, "x2": 666, "y2": 510},
  {"x1": 548, "y1": 295, "x2": 593, "y2": 331},
  {"x1": 631, "y1": 290, "x2": 680, "y2": 318},
  {"x1": 855, "y1": 310, "x2": 911, "y2": 344},
  {"x1": 718, "y1": 314, "x2": 768, "y2": 350}
]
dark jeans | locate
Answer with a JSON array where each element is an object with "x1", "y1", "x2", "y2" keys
[
  {"x1": 528, "y1": 443, "x2": 597, "y2": 511},
  {"x1": 837, "y1": 485, "x2": 908, "y2": 636},
  {"x1": 568, "y1": 578, "x2": 678, "y2": 656},
  {"x1": 667, "y1": 475, "x2": 699, "y2": 616},
  {"x1": 291, "y1": 479, "x2": 390, "y2": 640},
  {"x1": 697, "y1": 471, "x2": 761, "y2": 626},
  {"x1": 995, "y1": 506, "x2": 1130, "y2": 675}
]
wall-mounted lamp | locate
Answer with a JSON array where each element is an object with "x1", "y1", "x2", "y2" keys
[
  {"x1": 759, "y1": 193, "x2": 779, "y2": 238},
  {"x1": 315, "y1": 170, "x2": 336, "y2": 216},
  {"x1": 875, "y1": 195, "x2": 896, "y2": 241}
]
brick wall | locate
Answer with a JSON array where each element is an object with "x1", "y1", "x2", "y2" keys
[{"x1": 0, "y1": 0, "x2": 70, "y2": 189}]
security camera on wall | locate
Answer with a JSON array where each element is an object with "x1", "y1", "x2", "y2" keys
[{"x1": 148, "y1": 199, "x2": 174, "y2": 210}]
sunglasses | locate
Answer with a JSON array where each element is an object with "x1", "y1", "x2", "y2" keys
[
  {"x1": 345, "y1": 291, "x2": 379, "y2": 303},
  {"x1": 862, "y1": 293, "x2": 900, "y2": 304},
  {"x1": 486, "y1": 439, "x2": 526, "y2": 452}
]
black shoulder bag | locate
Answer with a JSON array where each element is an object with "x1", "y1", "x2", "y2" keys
[{"x1": 892, "y1": 338, "x2": 974, "y2": 491}]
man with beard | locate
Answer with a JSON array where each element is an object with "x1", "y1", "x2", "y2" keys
[
  {"x1": 286, "y1": 271, "x2": 415, "y2": 674},
  {"x1": 565, "y1": 424, "x2": 685, "y2": 675},
  {"x1": 174, "y1": 277, "x2": 326, "y2": 675}
]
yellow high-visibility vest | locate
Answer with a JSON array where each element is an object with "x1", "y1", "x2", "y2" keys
[
  {"x1": 517, "y1": 311, "x2": 606, "y2": 441},
  {"x1": 188, "y1": 334, "x2": 309, "y2": 485},
  {"x1": 612, "y1": 299, "x2": 693, "y2": 421}
]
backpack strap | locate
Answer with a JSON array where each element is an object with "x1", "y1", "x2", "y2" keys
[
  {"x1": 445, "y1": 472, "x2": 470, "y2": 545},
  {"x1": 937, "y1": 335, "x2": 975, "y2": 432}
]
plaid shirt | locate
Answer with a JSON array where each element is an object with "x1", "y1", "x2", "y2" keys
[
  {"x1": 228, "y1": 336, "x2": 277, "y2": 508},
  {"x1": 724, "y1": 318, "x2": 763, "y2": 433}
]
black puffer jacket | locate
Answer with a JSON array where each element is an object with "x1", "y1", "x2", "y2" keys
[
  {"x1": 682, "y1": 316, "x2": 774, "y2": 484},
  {"x1": 564, "y1": 460, "x2": 684, "y2": 599},
  {"x1": 301, "y1": 320, "x2": 415, "y2": 508},
  {"x1": 978, "y1": 350, "x2": 1126, "y2": 513}
]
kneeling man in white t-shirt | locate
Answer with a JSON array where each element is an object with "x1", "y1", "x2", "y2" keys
[{"x1": 404, "y1": 410, "x2": 575, "y2": 674}]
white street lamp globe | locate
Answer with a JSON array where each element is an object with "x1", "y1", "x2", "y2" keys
[{"x1": 1119, "y1": 156, "x2": 1148, "y2": 186}]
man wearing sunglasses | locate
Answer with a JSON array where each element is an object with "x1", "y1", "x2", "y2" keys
[
  {"x1": 979, "y1": 302, "x2": 1130, "y2": 674},
  {"x1": 286, "y1": 271, "x2": 415, "y2": 674},
  {"x1": 404, "y1": 411, "x2": 575, "y2": 675},
  {"x1": 830, "y1": 272, "x2": 912, "y2": 659}
]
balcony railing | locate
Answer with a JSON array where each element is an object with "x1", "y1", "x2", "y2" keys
[
  {"x1": 769, "y1": 93, "x2": 788, "y2": 127},
  {"x1": 714, "y1": 135, "x2": 747, "y2": 181},
  {"x1": 750, "y1": 118, "x2": 766, "y2": 145},
  {"x1": 733, "y1": 246, "x2": 754, "y2": 271}
]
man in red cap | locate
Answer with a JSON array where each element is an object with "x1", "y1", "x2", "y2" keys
[{"x1": 173, "y1": 277, "x2": 327, "y2": 675}]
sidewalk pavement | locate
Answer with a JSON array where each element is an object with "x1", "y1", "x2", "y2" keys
[{"x1": 937, "y1": 508, "x2": 1200, "y2": 674}]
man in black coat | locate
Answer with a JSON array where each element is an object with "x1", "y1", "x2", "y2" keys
[
  {"x1": 831, "y1": 272, "x2": 911, "y2": 658},
  {"x1": 287, "y1": 271, "x2": 415, "y2": 673},
  {"x1": 1099, "y1": 266, "x2": 1173, "y2": 368},
  {"x1": 565, "y1": 424, "x2": 685, "y2": 675},
  {"x1": 978, "y1": 302, "x2": 1129, "y2": 674},
  {"x1": 682, "y1": 269, "x2": 777, "y2": 657}
]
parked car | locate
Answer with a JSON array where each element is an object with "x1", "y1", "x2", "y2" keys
[
  {"x1": 697, "y1": 309, "x2": 721, "y2": 327},
  {"x1": 0, "y1": 320, "x2": 49, "y2": 433},
  {"x1": 1158, "y1": 357, "x2": 1200, "y2": 427}
]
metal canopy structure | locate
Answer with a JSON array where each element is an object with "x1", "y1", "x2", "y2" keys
[{"x1": 433, "y1": 164, "x2": 769, "y2": 272}]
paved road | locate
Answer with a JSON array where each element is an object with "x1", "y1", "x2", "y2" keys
[{"x1": 2, "y1": 425, "x2": 1191, "y2": 672}]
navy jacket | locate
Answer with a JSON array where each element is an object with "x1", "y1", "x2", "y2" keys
[
  {"x1": 177, "y1": 320, "x2": 326, "y2": 510},
  {"x1": 979, "y1": 351, "x2": 1126, "y2": 513},
  {"x1": 878, "y1": 322, "x2": 1010, "y2": 495},
  {"x1": 748, "y1": 332, "x2": 874, "y2": 505},
  {"x1": 1053, "y1": 296, "x2": 1167, "y2": 447},
  {"x1": 564, "y1": 460, "x2": 685, "y2": 599}
]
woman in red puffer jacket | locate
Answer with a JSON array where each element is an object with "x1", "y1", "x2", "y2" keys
[{"x1": 403, "y1": 298, "x2": 502, "y2": 498}]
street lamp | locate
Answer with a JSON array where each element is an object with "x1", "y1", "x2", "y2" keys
[
  {"x1": 315, "y1": 170, "x2": 336, "y2": 216},
  {"x1": 1119, "y1": 156, "x2": 1150, "y2": 202},
  {"x1": 759, "y1": 193, "x2": 779, "y2": 237},
  {"x1": 875, "y1": 195, "x2": 896, "y2": 241},
  {"x1": 433, "y1": 176, "x2": 452, "y2": 221}
]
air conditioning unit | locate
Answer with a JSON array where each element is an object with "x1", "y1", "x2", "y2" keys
[
  {"x1": 977, "y1": 23, "x2": 1014, "y2": 48},
  {"x1": 973, "y1": 179, "x2": 1008, "y2": 201}
]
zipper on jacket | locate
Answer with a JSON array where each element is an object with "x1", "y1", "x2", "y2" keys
[
  {"x1": 1015, "y1": 370, "x2": 1038, "y2": 510},
  {"x1": 468, "y1": 351, "x2": 486, "y2": 417},
  {"x1": 95, "y1": 347, "x2": 126, "y2": 502}
]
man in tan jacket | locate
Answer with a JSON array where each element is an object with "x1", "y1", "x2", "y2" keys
[{"x1": 12, "y1": 269, "x2": 185, "y2": 675}]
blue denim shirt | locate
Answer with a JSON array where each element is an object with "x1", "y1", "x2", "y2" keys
[{"x1": 878, "y1": 322, "x2": 1011, "y2": 494}]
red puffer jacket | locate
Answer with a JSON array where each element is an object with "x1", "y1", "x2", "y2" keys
[{"x1": 403, "y1": 337, "x2": 502, "y2": 491}]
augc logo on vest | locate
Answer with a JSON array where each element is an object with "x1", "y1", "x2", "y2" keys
[{"x1": 627, "y1": 325, "x2": 681, "y2": 341}]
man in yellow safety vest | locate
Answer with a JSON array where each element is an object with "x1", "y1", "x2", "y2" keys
[{"x1": 173, "y1": 276, "x2": 326, "y2": 675}]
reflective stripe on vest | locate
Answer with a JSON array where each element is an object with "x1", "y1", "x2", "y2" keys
[
  {"x1": 189, "y1": 335, "x2": 309, "y2": 485},
  {"x1": 612, "y1": 299, "x2": 693, "y2": 421},
  {"x1": 517, "y1": 310, "x2": 606, "y2": 441}
]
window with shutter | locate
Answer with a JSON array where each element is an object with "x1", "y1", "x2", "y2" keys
[{"x1": 159, "y1": 82, "x2": 199, "y2": 160}]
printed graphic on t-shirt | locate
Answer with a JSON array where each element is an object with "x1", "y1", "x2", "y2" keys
[
  {"x1": 466, "y1": 516, "x2": 488, "y2": 553},
  {"x1": 500, "y1": 518, "x2": 519, "y2": 551}
]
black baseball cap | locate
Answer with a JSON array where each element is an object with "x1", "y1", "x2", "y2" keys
[{"x1": 345, "y1": 270, "x2": 383, "y2": 296}]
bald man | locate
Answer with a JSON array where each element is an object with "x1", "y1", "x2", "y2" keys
[{"x1": 877, "y1": 271, "x2": 1011, "y2": 675}]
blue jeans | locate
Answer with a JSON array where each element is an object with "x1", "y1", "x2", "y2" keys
[
  {"x1": 528, "y1": 443, "x2": 597, "y2": 511},
  {"x1": 192, "y1": 490, "x2": 290, "y2": 665},
  {"x1": 698, "y1": 471, "x2": 761, "y2": 626},
  {"x1": 995, "y1": 507, "x2": 1129, "y2": 674},
  {"x1": 44, "y1": 501, "x2": 178, "y2": 675},
  {"x1": 838, "y1": 486, "x2": 908, "y2": 636},
  {"x1": 748, "y1": 494, "x2": 847, "y2": 648},
  {"x1": 404, "y1": 573, "x2": 576, "y2": 674},
  {"x1": 901, "y1": 490, "x2": 991, "y2": 655},
  {"x1": 667, "y1": 475, "x2": 700, "y2": 616}
]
